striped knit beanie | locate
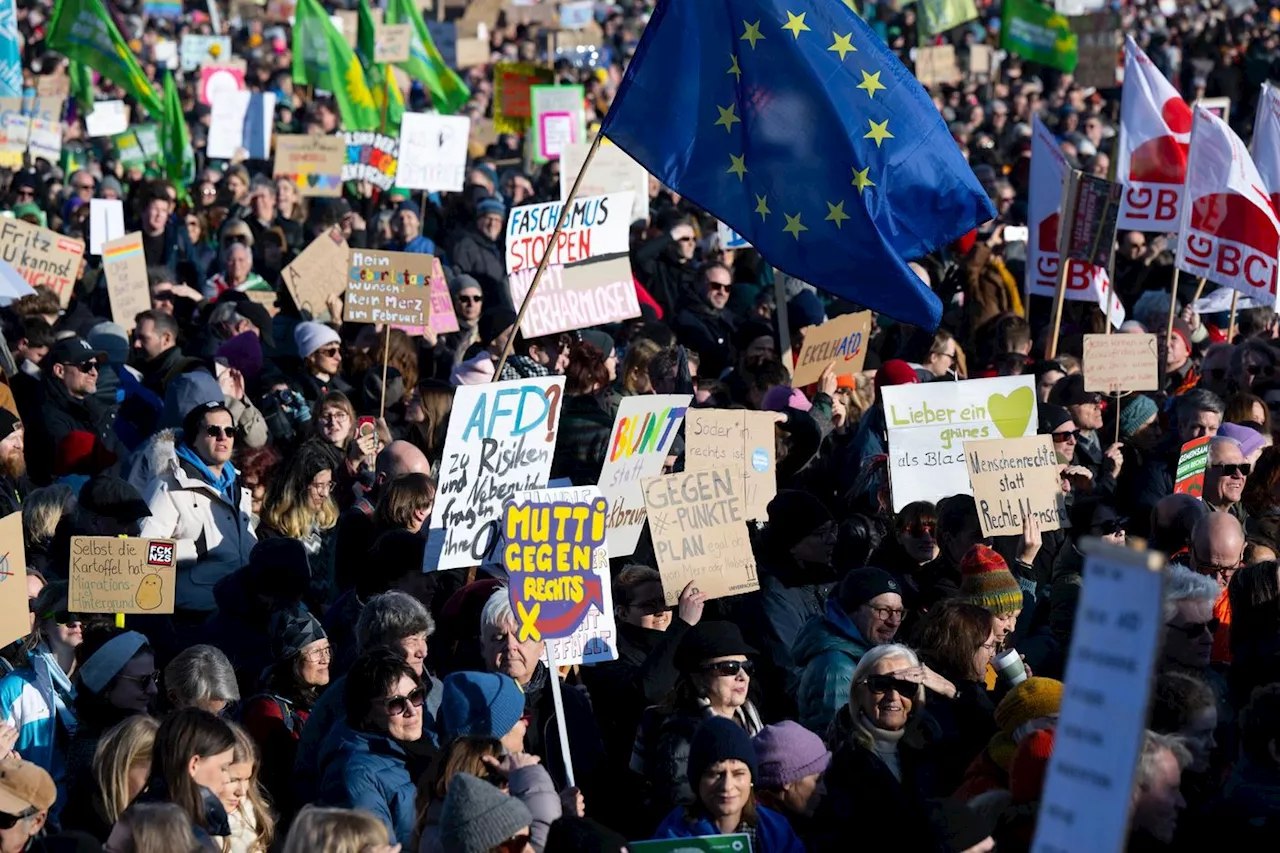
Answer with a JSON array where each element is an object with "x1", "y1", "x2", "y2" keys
[{"x1": 959, "y1": 544, "x2": 1023, "y2": 617}]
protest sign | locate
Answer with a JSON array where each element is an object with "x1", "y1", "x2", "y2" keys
[
  {"x1": 493, "y1": 62, "x2": 555, "y2": 133},
  {"x1": 425, "y1": 21, "x2": 458, "y2": 67},
  {"x1": 597, "y1": 394, "x2": 692, "y2": 557},
  {"x1": 1082, "y1": 334, "x2": 1159, "y2": 393},
  {"x1": 282, "y1": 226, "x2": 349, "y2": 319},
  {"x1": 0, "y1": 513, "x2": 29, "y2": 649},
  {"x1": 345, "y1": 249, "x2": 430, "y2": 326},
  {"x1": 1071, "y1": 12, "x2": 1120, "y2": 90},
  {"x1": 334, "y1": 9, "x2": 360, "y2": 47},
  {"x1": 716, "y1": 221, "x2": 750, "y2": 249},
  {"x1": 1065, "y1": 173, "x2": 1123, "y2": 269},
  {"x1": 112, "y1": 129, "x2": 149, "y2": 169},
  {"x1": 1173, "y1": 436, "x2": 1211, "y2": 497},
  {"x1": 456, "y1": 37, "x2": 490, "y2": 68},
  {"x1": 965, "y1": 435, "x2": 1067, "y2": 537},
  {"x1": 631, "y1": 837, "x2": 754, "y2": 853},
  {"x1": 559, "y1": 139, "x2": 651, "y2": 224},
  {"x1": 85, "y1": 100, "x2": 127, "y2": 137},
  {"x1": 685, "y1": 409, "x2": 776, "y2": 521},
  {"x1": 69, "y1": 537, "x2": 178, "y2": 615},
  {"x1": 793, "y1": 311, "x2": 872, "y2": 387},
  {"x1": 1032, "y1": 540, "x2": 1165, "y2": 853},
  {"x1": 341, "y1": 131, "x2": 399, "y2": 190},
  {"x1": 180, "y1": 34, "x2": 232, "y2": 71},
  {"x1": 208, "y1": 91, "x2": 276, "y2": 160},
  {"x1": 199, "y1": 64, "x2": 245, "y2": 106},
  {"x1": 508, "y1": 257, "x2": 641, "y2": 337},
  {"x1": 1198, "y1": 97, "x2": 1230, "y2": 122},
  {"x1": 273, "y1": 134, "x2": 345, "y2": 197},
  {"x1": 36, "y1": 74, "x2": 69, "y2": 98},
  {"x1": 914, "y1": 45, "x2": 961, "y2": 87},
  {"x1": 643, "y1": 467, "x2": 759, "y2": 605},
  {"x1": 88, "y1": 198, "x2": 125, "y2": 256},
  {"x1": 374, "y1": 23, "x2": 413, "y2": 63},
  {"x1": 559, "y1": 0, "x2": 593, "y2": 28},
  {"x1": 391, "y1": 255, "x2": 461, "y2": 337},
  {"x1": 102, "y1": 233, "x2": 150, "y2": 332},
  {"x1": 528, "y1": 85, "x2": 585, "y2": 166},
  {"x1": 968, "y1": 43, "x2": 993, "y2": 78},
  {"x1": 883, "y1": 375, "x2": 1038, "y2": 511},
  {"x1": 0, "y1": 218, "x2": 85, "y2": 307},
  {"x1": 505, "y1": 192, "x2": 633, "y2": 274},
  {"x1": 426, "y1": 376, "x2": 566, "y2": 571},
  {"x1": 27, "y1": 119, "x2": 61, "y2": 165},
  {"x1": 396, "y1": 113, "x2": 470, "y2": 192}
]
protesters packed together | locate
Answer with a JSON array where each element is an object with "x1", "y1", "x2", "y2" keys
[{"x1": 4, "y1": 0, "x2": 1280, "y2": 850}]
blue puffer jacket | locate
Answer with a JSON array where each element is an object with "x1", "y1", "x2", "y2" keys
[
  {"x1": 792, "y1": 599, "x2": 873, "y2": 735},
  {"x1": 653, "y1": 804, "x2": 805, "y2": 853},
  {"x1": 316, "y1": 722, "x2": 420, "y2": 848}
]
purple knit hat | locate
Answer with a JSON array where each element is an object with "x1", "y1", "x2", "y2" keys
[
  {"x1": 761, "y1": 384, "x2": 812, "y2": 413},
  {"x1": 752, "y1": 720, "x2": 831, "y2": 789},
  {"x1": 216, "y1": 331, "x2": 264, "y2": 385},
  {"x1": 1218, "y1": 421, "x2": 1267, "y2": 461}
]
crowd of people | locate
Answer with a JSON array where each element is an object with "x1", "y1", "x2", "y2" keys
[{"x1": 0, "y1": 0, "x2": 1279, "y2": 850}]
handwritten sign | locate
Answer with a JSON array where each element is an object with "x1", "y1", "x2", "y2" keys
[
  {"x1": 27, "y1": 119, "x2": 61, "y2": 165},
  {"x1": 283, "y1": 227, "x2": 349, "y2": 320},
  {"x1": 493, "y1": 62, "x2": 555, "y2": 133},
  {"x1": 345, "y1": 249, "x2": 430, "y2": 326},
  {"x1": 1082, "y1": 333, "x2": 1159, "y2": 393},
  {"x1": 103, "y1": 233, "x2": 150, "y2": 333},
  {"x1": 508, "y1": 257, "x2": 641, "y2": 338},
  {"x1": 0, "y1": 513, "x2": 29, "y2": 649},
  {"x1": 1032, "y1": 540, "x2": 1165, "y2": 853},
  {"x1": 965, "y1": 435, "x2": 1067, "y2": 537},
  {"x1": 85, "y1": 100, "x2": 128, "y2": 137},
  {"x1": 341, "y1": 131, "x2": 399, "y2": 190},
  {"x1": 883, "y1": 375, "x2": 1038, "y2": 511},
  {"x1": 1174, "y1": 436, "x2": 1211, "y2": 497},
  {"x1": 528, "y1": 84, "x2": 585, "y2": 165},
  {"x1": 793, "y1": 311, "x2": 872, "y2": 387},
  {"x1": 179, "y1": 34, "x2": 231, "y2": 70},
  {"x1": 642, "y1": 467, "x2": 759, "y2": 605},
  {"x1": 0, "y1": 218, "x2": 86, "y2": 307},
  {"x1": 69, "y1": 536, "x2": 177, "y2": 615},
  {"x1": 505, "y1": 192, "x2": 633, "y2": 274},
  {"x1": 199, "y1": 64, "x2": 245, "y2": 106},
  {"x1": 597, "y1": 394, "x2": 692, "y2": 557},
  {"x1": 396, "y1": 113, "x2": 470, "y2": 192},
  {"x1": 273, "y1": 134, "x2": 345, "y2": 197},
  {"x1": 89, "y1": 199, "x2": 126, "y2": 256},
  {"x1": 426, "y1": 376, "x2": 566, "y2": 571},
  {"x1": 685, "y1": 409, "x2": 776, "y2": 521},
  {"x1": 914, "y1": 44, "x2": 961, "y2": 87},
  {"x1": 374, "y1": 23, "x2": 412, "y2": 63}
]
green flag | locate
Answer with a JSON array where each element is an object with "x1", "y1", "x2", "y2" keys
[
  {"x1": 918, "y1": 0, "x2": 978, "y2": 37},
  {"x1": 47, "y1": 0, "x2": 162, "y2": 118},
  {"x1": 383, "y1": 0, "x2": 470, "y2": 115},
  {"x1": 68, "y1": 60, "x2": 93, "y2": 114},
  {"x1": 357, "y1": 0, "x2": 404, "y2": 133},
  {"x1": 1001, "y1": 0, "x2": 1078, "y2": 72},
  {"x1": 161, "y1": 72, "x2": 194, "y2": 196},
  {"x1": 293, "y1": 0, "x2": 380, "y2": 131}
]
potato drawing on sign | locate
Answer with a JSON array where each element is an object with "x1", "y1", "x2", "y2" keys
[{"x1": 135, "y1": 573, "x2": 164, "y2": 610}]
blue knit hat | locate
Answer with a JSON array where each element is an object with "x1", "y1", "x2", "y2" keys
[
  {"x1": 1117, "y1": 394, "x2": 1158, "y2": 441},
  {"x1": 476, "y1": 196, "x2": 506, "y2": 219},
  {"x1": 687, "y1": 716, "x2": 758, "y2": 787},
  {"x1": 440, "y1": 672, "x2": 526, "y2": 741}
]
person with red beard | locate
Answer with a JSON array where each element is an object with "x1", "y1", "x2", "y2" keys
[{"x1": 0, "y1": 409, "x2": 27, "y2": 517}]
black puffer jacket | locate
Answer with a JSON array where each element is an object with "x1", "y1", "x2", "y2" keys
[{"x1": 549, "y1": 391, "x2": 617, "y2": 486}]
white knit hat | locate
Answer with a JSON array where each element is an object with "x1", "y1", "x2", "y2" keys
[{"x1": 293, "y1": 321, "x2": 341, "y2": 359}]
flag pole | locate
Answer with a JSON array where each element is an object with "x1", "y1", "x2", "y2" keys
[
  {"x1": 493, "y1": 131, "x2": 606, "y2": 379},
  {"x1": 1163, "y1": 268, "x2": 1182, "y2": 353},
  {"x1": 1228, "y1": 290, "x2": 1240, "y2": 342}
]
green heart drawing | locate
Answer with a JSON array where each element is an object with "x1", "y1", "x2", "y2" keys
[
  {"x1": 305, "y1": 173, "x2": 320, "y2": 187},
  {"x1": 987, "y1": 386, "x2": 1034, "y2": 439}
]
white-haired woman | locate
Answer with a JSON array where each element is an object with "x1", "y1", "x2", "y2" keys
[{"x1": 164, "y1": 645, "x2": 241, "y2": 716}]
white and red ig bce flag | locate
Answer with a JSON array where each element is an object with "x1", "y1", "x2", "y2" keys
[
  {"x1": 1252, "y1": 83, "x2": 1280, "y2": 213},
  {"x1": 1117, "y1": 36, "x2": 1191, "y2": 231},
  {"x1": 1175, "y1": 106, "x2": 1280, "y2": 307},
  {"x1": 1027, "y1": 116, "x2": 1124, "y2": 326}
]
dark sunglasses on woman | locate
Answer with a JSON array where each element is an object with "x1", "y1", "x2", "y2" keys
[
  {"x1": 861, "y1": 674, "x2": 916, "y2": 696},
  {"x1": 703, "y1": 660, "x2": 754, "y2": 677},
  {"x1": 383, "y1": 687, "x2": 426, "y2": 716}
]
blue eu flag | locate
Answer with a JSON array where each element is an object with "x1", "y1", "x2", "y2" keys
[{"x1": 600, "y1": 0, "x2": 997, "y2": 329}]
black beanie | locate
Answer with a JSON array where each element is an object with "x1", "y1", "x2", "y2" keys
[
  {"x1": 836, "y1": 567, "x2": 901, "y2": 614},
  {"x1": 687, "y1": 716, "x2": 759, "y2": 788},
  {"x1": 766, "y1": 490, "x2": 833, "y2": 550}
]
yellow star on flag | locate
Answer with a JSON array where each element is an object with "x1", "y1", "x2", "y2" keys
[
  {"x1": 825, "y1": 200, "x2": 850, "y2": 228},
  {"x1": 783, "y1": 212, "x2": 808, "y2": 239},
  {"x1": 741, "y1": 20, "x2": 765, "y2": 49},
  {"x1": 851, "y1": 166, "x2": 875, "y2": 194},
  {"x1": 782, "y1": 11, "x2": 810, "y2": 38},
  {"x1": 755, "y1": 194, "x2": 771, "y2": 220},
  {"x1": 857, "y1": 70, "x2": 886, "y2": 99},
  {"x1": 864, "y1": 118, "x2": 893, "y2": 147},
  {"x1": 728, "y1": 54, "x2": 742, "y2": 81},
  {"x1": 727, "y1": 153, "x2": 748, "y2": 180},
  {"x1": 828, "y1": 33, "x2": 856, "y2": 61},
  {"x1": 715, "y1": 103, "x2": 741, "y2": 132}
]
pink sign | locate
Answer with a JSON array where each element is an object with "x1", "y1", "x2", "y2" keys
[{"x1": 393, "y1": 256, "x2": 460, "y2": 336}]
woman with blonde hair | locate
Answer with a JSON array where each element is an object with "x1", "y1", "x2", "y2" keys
[
  {"x1": 21, "y1": 484, "x2": 74, "y2": 560},
  {"x1": 258, "y1": 442, "x2": 340, "y2": 601},
  {"x1": 620, "y1": 338, "x2": 663, "y2": 395},
  {"x1": 218, "y1": 722, "x2": 275, "y2": 853},
  {"x1": 283, "y1": 805, "x2": 397, "y2": 853},
  {"x1": 103, "y1": 801, "x2": 206, "y2": 853},
  {"x1": 61, "y1": 714, "x2": 160, "y2": 842}
]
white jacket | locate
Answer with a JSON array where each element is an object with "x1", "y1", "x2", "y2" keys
[{"x1": 138, "y1": 448, "x2": 257, "y2": 613}]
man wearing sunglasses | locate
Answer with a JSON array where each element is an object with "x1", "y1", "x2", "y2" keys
[
  {"x1": 0, "y1": 758, "x2": 56, "y2": 853},
  {"x1": 31, "y1": 336, "x2": 121, "y2": 485},
  {"x1": 673, "y1": 263, "x2": 738, "y2": 380},
  {"x1": 1202, "y1": 437, "x2": 1251, "y2": 523},
  {"x1": 1161, "y1": 565, "x2": 1220, "y2": 678}
]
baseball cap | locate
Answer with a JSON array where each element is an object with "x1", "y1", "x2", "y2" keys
[
  {"x1": 0, "y1": 759, "x2": 56, "y2": 814},
  {"x1": 78, "y1": 475, "x2": 152, "y2": 524},
  {"x1": 47, "y1": 336, "x2": 107, "y2": 367}
]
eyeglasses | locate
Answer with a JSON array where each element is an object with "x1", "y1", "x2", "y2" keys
[
  {"x1": 65, "y1": 361, "x2": 99, "y2": 373},
  {"x1": 1095, "y1": 520, "x2": 1125, "y2": 536},
  {"x1": 119, "y1": 670, "x2": 160, "y2": 688},
  {"x1": 707, "y1": 282, "x2": 731, "y2": 292},
  {"x1": 863, "y1": 603, "x2": 906, "y2": 622},
  {"x1": 42, "y1": 610, "x2": 84, "y2": 626},
  {"x1": 495, "y1": 834, "x2": 533, "y2": 853},
  {"x1": 998, "y1": 195, "x2": 1016, "y2": 204},
  {"x1": 1247, "y1": 364, "x2": 1276, "y2": 378},
  {"x1": 205, "y1": 425, "x2": 236, "y2": 440},
  {"x1": 309, "y1": 480, "x2": 335, "y2": 494},
  {"x1": 1166, "y1": 618, "x2": 1220, "y2": 638},
  {"x1": 458, "y1": 295, "x2": 482, "y2": 305},
  {"x1": 1052, "y1": 429, "x2": 1081, "y2": 443},
  {"x1": 702, "y1": 660, "x2": 754, "y2": 677},
  {"x1": 675, "y1": 236, "x2": 696, "y2": 244},
  {"x1": 14, "y1": 188, "x2": 33, "y2": 198},
  {"x1": 1209, "y1": 463, "x2": 1251, "y2": 477},
  {"x1": 0, "y1": 809, "x2": 36, "y2": 830},
  {"x1": 320, "y1": 411, "x2": 350, "y2": 423},
  {"x1": 860, "y1": 675, "x2": 916, "y2": 696},
  {"x1": 382, "y1": 686, "x2": 426, "y2": 717},
  {"x1": 315, "y1": 346, "x2": 341, "y2": 358},
  {"x1": 301, "y1": 645, "x2": 332, "y2": 663}
]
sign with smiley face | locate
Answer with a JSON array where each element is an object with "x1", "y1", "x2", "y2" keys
[{"x1": 69, "y1": 537, "x2": 177, "y2": 615}]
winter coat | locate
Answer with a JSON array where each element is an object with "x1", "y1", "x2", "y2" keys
[
  {"x1": 137, "y1": 445, "x2": 257, "y2": 612},
  {"x1": 449, "y1": 226, "x2": 511, "y2": 311},
  {"x1": 239, "y1": 693, "x2": 311, "y2": 814},
  {"x1": 549, "y1": 391, "x2": 616, "y2": 487},
  {"x1": 131, "y1": 773, "x2": 230, "y2": 850},
  {"x1": 317, "y1": 722, "x2": 423, "y2": 849},
  {"x1": 743, "y1": 556, "x2": 833, "y2": 722},
  {"x1": 793, "y1": 599, "x2": 873, "y2": 735},
  {"x1": 418, "y1": 762, "x2": 562, "y2": 853},
  {"x1": 30, "y1": 374, "x2": 122, "y2": 484},
  {"x1": 632, "y1": 235, "x2": 699, "y2": 319},
  {"x1": 1130, "y1": 432, "x2": 1182, "y2": 539},
  {"x1": 672, "y1": 299, "x2": 738, "y2": 379},
  {"x1": 0, "y1": 650, "x2": 75, "y2": 807},
  {"x1": 519, "y1": 666, "x2": 607, "y2": 797},
  {"x1": 652, "y1": 804, "x2": 805, "y2": 853},
  {"x1": 919, "y1": 681, "x2": 998, "y2": 797}
]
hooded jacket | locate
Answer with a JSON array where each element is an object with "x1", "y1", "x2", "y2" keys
[
  {"x1": 317, "y1": 722, "x2": 422, "y2": 848},
  {"x1": 793, "y1": 599, "x2": 874, "y2": 735}
]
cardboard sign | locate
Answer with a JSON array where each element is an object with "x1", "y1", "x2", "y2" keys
[
  {"x1": 345, "y1": 249, "x2": 430, "y2": 326},
  {"x1": 684, "y1": 409, "x2": 776, "y2": 521},
  {"x1": 642, "y1": 467, "x2": 760, "y2": 605},
  {"x1": 914, "y1": 45, "x2": 961, "y2": 87},
  {"x1": 1032, "y1": 541, "x2": 1165, "y2": 853},
  {"x1": 558, "y1": 0, "x2": 594, "y2": 29},
  {"x1": 341, "y1": 131, "x2": 399, "y2": 190},
  {"x1": 505, "y1": 191, "x2": 633, "y2": 274},
  {"x1": 69, "y1": 537, "x2": 178, "y2": 615},
  {"x1": 1082, "y1": 334, "x2": 1159, "y2": 393},
  {"x1": 27, "y1": 119, "x2": 62, "y2": 165},
  {"x1": 36, "y1": 75, "x2": 70, "y2": 98},
  {"x1": 597, "y1": 394, "x2": 692, "y2": 557},
  {"x1": 793, "y1": 311, "x2": 872, "y2": 387},
  {"x1": 374, "y1": 23, "x2": 413, "y2": 64},
  {"x1": 89, "y1": 198, "x2": 125, "y2": 256},
  {"x1": 528, "y1": 84, "x2": 585, "y2": 166},
  {"x1": 425, "y1": 376, "x2": 567, "y2": 571},
  {"x1": 396, "y1": 113, "x2": 470, "y2": 192},
  {"x1": 969, "y1": 43, "x2": 993, "y2": 77},
  {"x1": 559, "y1": 139, "x2": 651, "y2": 224},
  {"x1": 883, "y1": 375, "x2": 1039, "y2": 511},
  {"x1": 180, "y1": 34, "x2": 232, "y2": 71},
  {"x1": 493, "y1": 62, "x2": 555, "y2": 133},
  {"x1": 0, "y1": 513, "x2": 29, "y2": 649},
  {"x1": 456, "y1": 37, "x2": 490, "y2": 68},
  {"x1": 965, "y1": 435, "x2": 1067, "y2": 537},
  {"x1": 391, "y1": 255, "x2": 460, "y2": 337},
  {"x1": 1174, "y1": 436, "x2": 1211, "y2": 497},
  {"x1": 273, "y1": 134, "x2": 345, "y2": 197},
  {"x1": 102, "y1": 233, "x2": 150, "y2": 332},
  {"x1": 508, "y1": 257, "x2": 641, "y2": 338},
  {"x1": 334, "y1": 9, "x2": 359, "y2": 47},
  {"x1": 85, "y1": 100, "x2": 128, "y2": 137},
  {"x1": 1198, "y1": 96, "x2": 1231, "y2": 123},
  {"x1": 1065, "y1": 173, "x2": 1123, "y2": 268},
  {"x1": 0, "y1": 218, "x2": 86, "y2": 307},
  {"x1": 1070, "y1": 12, "x2": 1120, "y2": 91},
  {"x1": 283, "y1": 226, "x2": 350, "y2": 319}
]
